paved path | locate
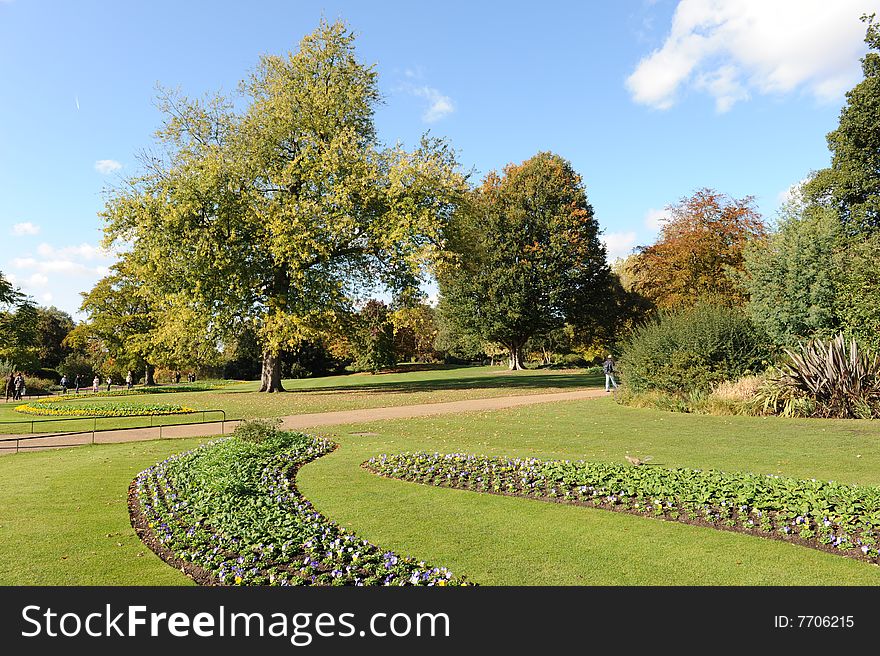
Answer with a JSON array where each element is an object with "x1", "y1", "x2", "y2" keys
[{"x1": 0, "y1": 388, "x2": 607, "y2": 454}]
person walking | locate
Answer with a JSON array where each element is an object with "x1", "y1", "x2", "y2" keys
[
  {"x1": 92, "y1": 375, "x2": 100, "y2": 393},
  {"x1": 60, "y1": 374, "x2": 68, "y2": 395},
  {"x1": 74, "y1": 374, "x2": 81, "y2": 394},
  {"x1": 5, "y1": 373, "x2": 14, "y2": 402},
  {"x1": 126, "y1": 370, "x2": 133, "y2": 390},
  {"x1": 13, "y1": 373, "x2": 24, "y2": 401},
  {"x1": 106, "y1": 375, "x2": 113, "y2": 392},
  {"x1": 603, "y1": 355, "x2": 619, "y2": 392}
]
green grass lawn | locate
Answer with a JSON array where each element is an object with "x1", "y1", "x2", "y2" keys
[
  {"x1": 0, "y1": 365, "x2": 600, "y2": 434},
  {"x1": 0, "y1": 438, "x2": 204, "y2": 585},
  {"x1": 296, "y1": 397, "x2": 880, "y2": 585},
  {"x1": 3, "y1": 395, "x2": 880, "y2": 585}
]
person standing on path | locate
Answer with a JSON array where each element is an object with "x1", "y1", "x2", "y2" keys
[
  {"x1": 106, "y1": 376, "x2": 113, "y2": 392},
  {"x1": 126, "y1": 370, "x2": 133, "y2": 390},
  {"x1": 60, "y1": 374, "x2": 68, "y2": 394},
  {"x1": 92, "y1": 375, "x2": 100, "y2": 393},
  {"x1": 74, "y1": 374, "x2": 81, "y2": 394},
  {"x1": 603, "y1": 355, "x2": 619, "y2": 392},
  {"x1": 5, "y1": 373, "x2": 14, "y2": 402}
]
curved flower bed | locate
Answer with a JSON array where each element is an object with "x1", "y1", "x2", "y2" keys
[
  {"x1": 131, "y1": 432, "x2": 469, "y2": 586},
  {"x1": 15, "y1": 398, "x2": 196, "y2": 417},
  {"x1": 365, "y1": 452, "x2": 880, "y2": 565}
]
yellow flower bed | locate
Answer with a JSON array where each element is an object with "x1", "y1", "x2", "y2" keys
[{"x1": 14, "y1": 399, "x2": 197, "y2": 418}]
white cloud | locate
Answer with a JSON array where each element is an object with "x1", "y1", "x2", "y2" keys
[
  {"x1": 8, "y1": 240, "x2": 116, "y2": 314},
  {"x1": 12, "y1": 241, "x2": 114, "y2": 278},
  {"x1": 36, "y1": 242, "x2": 109, "y2": 261},
  {"x1": 11, "y1": 222, "x2": 40, "y2": 236},
  {"x1": 94, "y1": 159, "x2": 122, "y2": 174},
  {"x1": 26, "y1": 273, "x2": 49, "y2": 288},
  {"x1": 601, "y1": 231, "x2": 639, "y2": 261},
  {"x1": 626, "y1": 0, "x2": 874, "y2": 111},
  {"x1": 411, "y1": 86, "x2": 455, "y2": 123},
  {"x1": 644, "y1": 207, "x2": 672, "y2": 231}
]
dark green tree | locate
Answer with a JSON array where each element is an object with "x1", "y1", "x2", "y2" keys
[
  {"x1": 0, "y1": 271, "x2": 38, "y2": 370},
  {"x1": 0, "y1": 301, "x2": 39, "y2": 370},
  {"x1": 437, "y1": 152, "x2": 611, "y2": 369},
  {"x1": 805, "y1": 14, "x2": 880, "y2": 233},
  {"x1": 834, "y1": 231, "x2": 880, "y2": 352},
  {"x1": 743, "y1": 203, "x2": 842, "y2": 346},
  {"x1": 34, "y1": 307, "x2": 75, "y2": 370},
  {"x1": 0, "y1": 271, "x2": 22, "y2": 306}
]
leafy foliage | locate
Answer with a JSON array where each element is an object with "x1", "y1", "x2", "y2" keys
[
  {"x1": 348, "y1": 300, "x2": 396, "y2": 373},
  {"x1": 0, "y1": 300, "x2": 39, "y2": 370},
  {"x1": 232, "y1": 417, "x2": 283, "y2": 444},
  {"x1": 368, "y1": 451, "x2": 880, "y2": 564},
  {"x1": 631, "y1": 188, "x2": 765, "y2": 309},
  {"x1": 757, "y1": 334, "x2": 880, "y2": 419},
  {"x1": 391, "y1": 304, "x2": 440, "y2": 363},
  {"x1": 834, "y1": 231, "x2": 880, "y2": 353},
  {"x1": 619, "y1": 303, "x2": 770, "y2": 395},
  {"x1": 805, "y1": 14, "x2": 880, "y2": 233},
  {"x1": 743, "y1": 204, "x2": 842, "y2": 346},
  {"x1": 101, "y1": 20, "x2": 465, "y2": 392},
  {"x1": 0, "y1": 271, "x2": 20, "y2": 306},
  {"x1": 437, "y1": 152, "x2": 611, "y2": 369},
  {"x1": 134, "y1": 433, "x2": 470, "y2": 585}
]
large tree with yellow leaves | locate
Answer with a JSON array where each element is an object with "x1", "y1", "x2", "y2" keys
[{"x1": 101, "y1": 20, "x2": 465, "y2": 391}]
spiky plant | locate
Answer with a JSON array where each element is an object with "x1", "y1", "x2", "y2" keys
[{"x1": 774, "y1": 334, "x2": 880, "y2": 419}]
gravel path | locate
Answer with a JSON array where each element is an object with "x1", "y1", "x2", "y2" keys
[{"x1": 0, "y1": 388, "x2": 607, "y2": 454}]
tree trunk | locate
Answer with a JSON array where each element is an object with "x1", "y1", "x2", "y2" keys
[
  {"x1": 145, "y1": 363, "x2": 156, "y2": 386},
  {"x1": 507, "y1": 343, "x2": 525, "y2": 370},
  {"x1": 258, "y1": 351, "x2": 285, "y2": 393}
]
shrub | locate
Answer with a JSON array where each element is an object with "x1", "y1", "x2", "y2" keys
[
  {"x1": 619, "y1": 303, "x2": 770, "y2": 395},
  {"x1": 560, "y1": 353, "x2": 588, "y2": 368},
  {"x1": 59, "y1": 352, "x2": 95, "y2": 382},
  {"x1": 17, "y1": 376, "x2": 57, "y2": 396},
  {"x1": 32, "y1": 367, "x2": 60, "y2": 382},
  {"x1": 232, "y1": 418, "x2": 283, "y2": 443},
  {"x1": 755, "y1": 335, "x2": 880, "y2": 418}
]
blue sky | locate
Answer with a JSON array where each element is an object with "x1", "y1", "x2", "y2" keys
[{"x1": 2, "y1": 0, "x2": 878, "y2": 318}]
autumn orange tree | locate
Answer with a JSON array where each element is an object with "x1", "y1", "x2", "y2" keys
[{"x1": 632, "y1": 189, "x2": 765, "y2": 309}]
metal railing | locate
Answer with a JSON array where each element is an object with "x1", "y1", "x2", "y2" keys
[{"x1": 0, "y1": 409, "x2": 228, "y2": 454}]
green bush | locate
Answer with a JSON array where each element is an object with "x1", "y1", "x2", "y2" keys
[
  {"x1": 619, "y1": 303, "x2": 770, "y2": 395},
  {"x1": 232, "y1": 418, "x2": 283, "y2": 443},
  {"x1": 17, "y1": 376, "x2": 57, "y2": 396}
]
